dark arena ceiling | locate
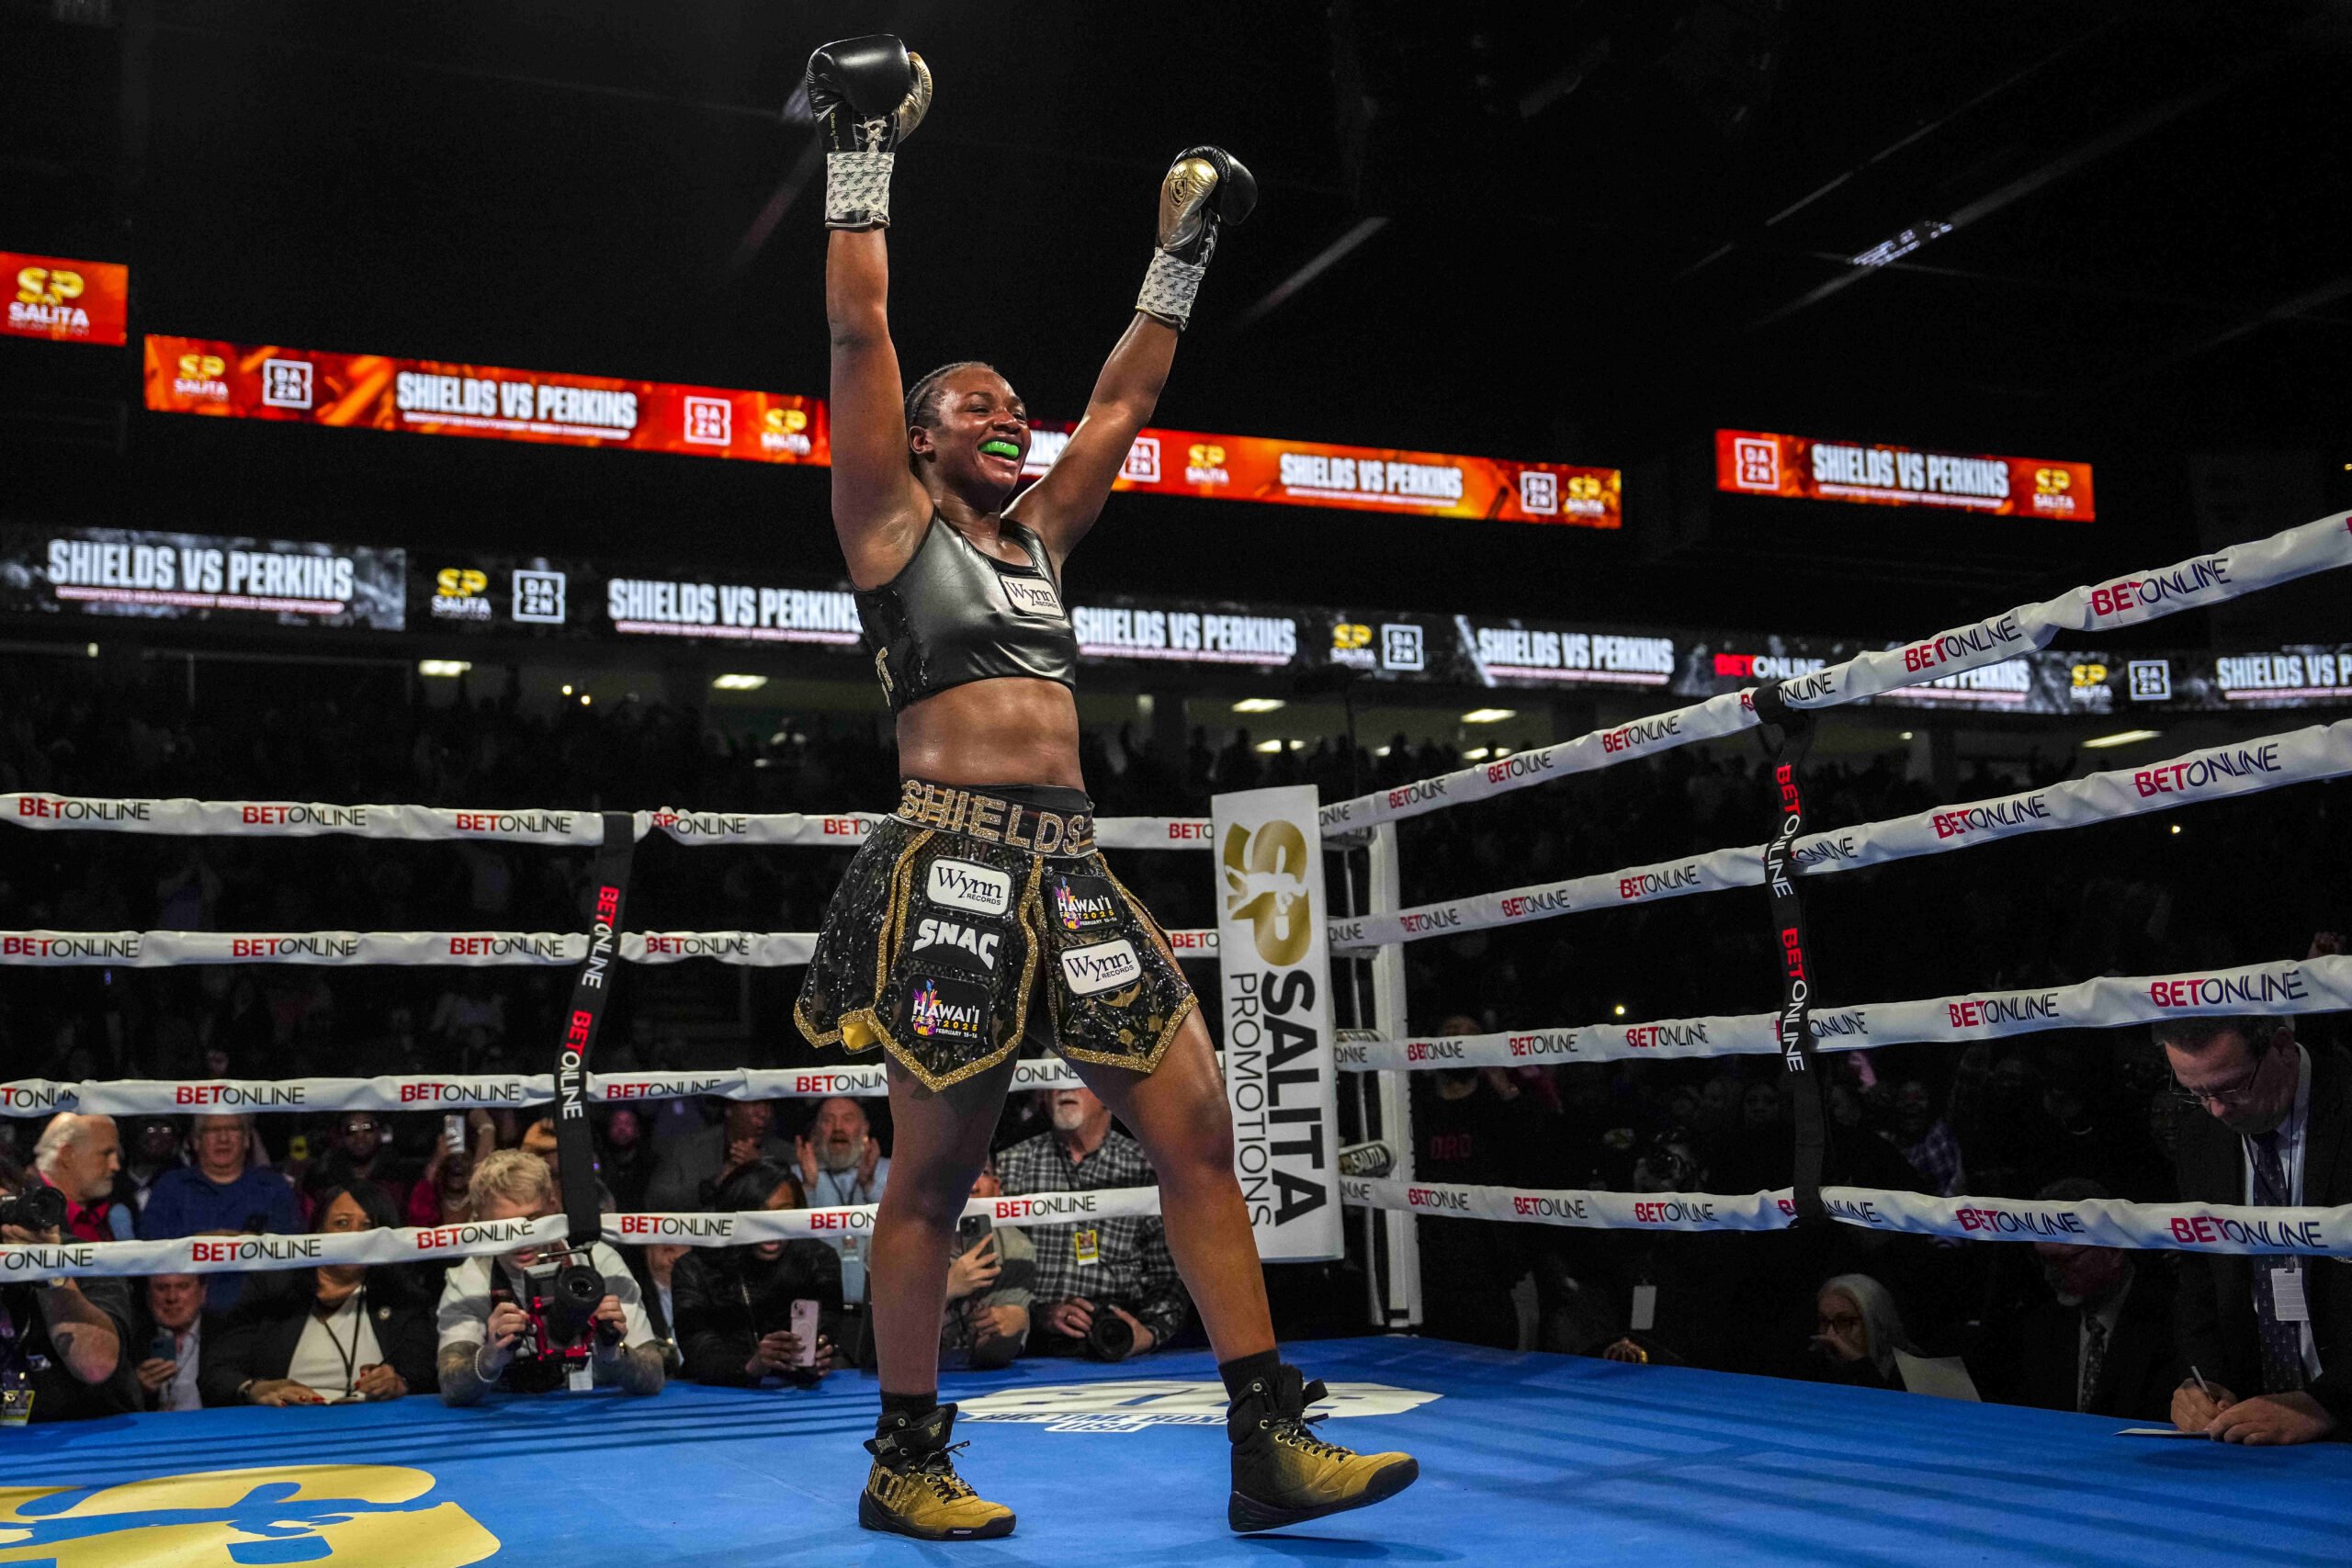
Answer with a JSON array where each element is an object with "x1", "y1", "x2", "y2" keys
[{"x1": 6, "y1": 0, "x2": 2352, "y2": 640}]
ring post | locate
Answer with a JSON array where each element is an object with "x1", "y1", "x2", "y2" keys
[{"x1": 1366, "y1": 820, "x2": 1422, "y2": 1327}]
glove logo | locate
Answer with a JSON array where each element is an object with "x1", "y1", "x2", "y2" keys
[{"x1": 1221, "y1": 819, "x2": 1314, "y2": 966}]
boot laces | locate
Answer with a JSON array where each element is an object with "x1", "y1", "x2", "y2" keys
[
  {"x1": 913, "y1": 1440, "x2": 978, "y2": 1502},
  {"x1": 1272, "y1": 1412, "x2": 1351, "y2": 1463}
]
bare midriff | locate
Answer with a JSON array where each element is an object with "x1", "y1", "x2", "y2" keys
[{"x1": 894, "y1": 675, "x2": 1084, "y2": 791}]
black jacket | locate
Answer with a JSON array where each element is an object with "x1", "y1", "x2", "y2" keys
[
  {"x1": 1991, "y1": 1258, "x2": 2180, "y2": 1421},
  {"x1": 2171, "y1": 1043, "x2": 2352, "y2": 1433},
  {"x1": 672, "y1": 1243, "x2": 843, "y2": 1387},
  {"x1": 198, "y1": 1267, "x2": 439, "y2": 1405}
]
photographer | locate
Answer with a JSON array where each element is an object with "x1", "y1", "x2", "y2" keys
[
  {"x1": 673, "y1": 1161, "x2": 842, "y2": 1388},
  {"x1": 0, "y1": 1149, "x2": 138, "y2": 1424},
  {"x1": 1000, "y1": 1089, "x2": 1187, "y2": 1361},
  {"x1": 433, "y1": 1150, "x2": 663, "y2": 1405},
  {"x1": 941, "y1": 1159, "x2": 1035, "y2": 1371}
]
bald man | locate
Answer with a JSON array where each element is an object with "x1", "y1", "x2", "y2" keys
[{"x1": 32, "y1": 1113, "x2": 130, "y2": 1242}]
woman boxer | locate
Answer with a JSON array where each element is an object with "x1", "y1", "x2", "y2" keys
[{"x1": 793, "y1": 34, "x2": 1417, "y2": 1542}]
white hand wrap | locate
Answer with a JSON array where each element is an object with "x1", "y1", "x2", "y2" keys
[
  {"x1": 825, "y1": 149, "x2": 895, "y2": 230},
  {"x1": 1136, "y1": 248, "x2": 1209, "y2": 330}
]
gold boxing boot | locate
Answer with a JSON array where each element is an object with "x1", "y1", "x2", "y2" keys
[
  {"x1": 859, "y1": 1404, "x2": 1016, "y2": 1540},
  {"x1": 1227, "y1": 1364, "x2": 1419, "y2": 1532}
]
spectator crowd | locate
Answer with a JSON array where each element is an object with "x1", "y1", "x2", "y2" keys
[{"x1": 2, "y1": 657, "x2": 2346, "y2": 1441}]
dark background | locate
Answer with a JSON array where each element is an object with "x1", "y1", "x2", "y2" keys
[{"x1": 7, "y1": 0, "x2": 2352, "y2": 647}]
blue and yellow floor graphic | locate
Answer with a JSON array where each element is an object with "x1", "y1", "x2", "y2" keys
[{"x1": 6, "y1": 1337, "x2": 2347, "y2": 1565}]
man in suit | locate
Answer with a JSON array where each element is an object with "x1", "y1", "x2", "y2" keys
[
  {"x1": 2159, "y1": 1015, "x2": 2350, "y2": 1444},
  {"x1": 1987, "y1": 1178, "x2": 2179, "y2": 1421}
]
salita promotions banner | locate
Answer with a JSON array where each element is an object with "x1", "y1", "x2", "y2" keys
[{"x1": 1211, "y1": 784, "x2": 1342, "y2": 1261}]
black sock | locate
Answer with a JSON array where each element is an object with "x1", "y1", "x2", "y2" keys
[
  {"x1": 1219, "y1": 1348, "x2": 1283, "y2": 1401},
  {"x1": 878, "y1": 1389, "x2": 938, "y2": 1430}
]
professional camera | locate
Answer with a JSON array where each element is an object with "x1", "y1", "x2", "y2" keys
[
  {"x1": 493, "y1": 1248, "x2": 616, "y2": 1389},
  {"x1": 0, "y1": 1186, "x2": 66, "y2": 1235},
  {"x1": 1084, "y1": 1300, "x2": 1139, "y2": 1362}
]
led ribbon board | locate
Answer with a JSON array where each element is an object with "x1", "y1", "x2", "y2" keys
[
  {"x1": 1716, "y1": 428, "x2": 2094, "y2": 521},
  {"x1": 142, "y1": 334, "x2": 830, "y2": 468}
]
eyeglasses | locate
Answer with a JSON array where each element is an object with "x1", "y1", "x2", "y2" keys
[{"x1": 2168, "y1": 1055, "x2": 2267, "y2": 1110}]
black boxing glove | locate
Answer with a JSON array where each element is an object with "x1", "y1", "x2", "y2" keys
[
  {"x1": 804, "y1": 34, "x2": 934, "y2": 230},
  {"x1": 1136, "y1": 146, "x2": 1257, "y2": 329}
]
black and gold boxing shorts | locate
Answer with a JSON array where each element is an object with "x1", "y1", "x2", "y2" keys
[{"x1": 793, "y1": 780, "x2": 1197, "y2": 1091}]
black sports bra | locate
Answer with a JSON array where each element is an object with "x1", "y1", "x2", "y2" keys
[{"x1": 854, "y1": 515, "x2": 1079, "y2": 714}]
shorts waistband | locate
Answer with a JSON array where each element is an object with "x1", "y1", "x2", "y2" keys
[{"x1": 896, "y1": 779, "x2": 1094, "y2": 855}]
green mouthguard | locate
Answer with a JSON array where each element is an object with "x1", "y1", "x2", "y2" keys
[{"x1": 980, "y1": 439, "x2": 1022, "y2": 458}]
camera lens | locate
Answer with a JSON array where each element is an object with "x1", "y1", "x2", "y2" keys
[
  {"x1": 0, "y1": 1187, "x2": 66, "y2": 1233},
  {"x1": 1084, "y1": 1307, "x2": 1135, "y2": 1361}
]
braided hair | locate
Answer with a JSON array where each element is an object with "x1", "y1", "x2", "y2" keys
[{"x1": 904, "y1": 360, "x2": 998, "y2": 472}]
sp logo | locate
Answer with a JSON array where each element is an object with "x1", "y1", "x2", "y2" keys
[
  {"x1": 1331, "y1": 623, "x2": 1372, "y2": 651},
  {"x1": 1566, "y1": 473, "x2": 1603, "y2": 502},
  {"x1": 1187, "y1": 443, "x2": 1226, "y2": 467},
  {"x1": 435, "y1": 568, "x2": 488, "y2": 598},
  {"x1": 1222, "y1": 819, "x2": 1314, "y2": 966},
  {"x1": 178, "y1": 352, "x2": 226, "y2": 379},
  {"x1": 16, "y1": 266, "x2": 83, "y2": 307},
  {"x1": 2035, "y1": 467, "x2": 2072, "y2": 495},
  {"x1": 2069, "y1": 662, "x2": 2109, "y2": 689},
  {"x1": 763, "y1": 406, "x2": 808, "y2": 434}
]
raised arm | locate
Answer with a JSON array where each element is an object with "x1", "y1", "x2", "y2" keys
[
  {"x1": 807, "y1": 37, "x2": 936, "y2": 586},
  {"x1": 1012, "y1": 148, "x2": 1256, "y2": 564}
]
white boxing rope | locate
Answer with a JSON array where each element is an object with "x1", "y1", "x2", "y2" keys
[
  {"x1": 1317, "y1": 509, "x2": 2352, "y2": 833},
  {"x1": 1815, "y1": 1185, "x2": 2352, "y2": 1258},
  {"x1": 627, "y1": 931, "x2": 817, "y2": 967},
  {"x1": 2, "y1": 798, "x2": 613, "y2": 844},
  {"x1": 605, "y1": 1186, "x2": 1163, "y2": 1250},
  {"x1": 0, "y1": 1188, "x2": 1166, "y2": 1281},
  {"x1": 0, "y1": 927, "x2": 1219, "y2": 968},
  {"x1": 1793, "y1": 510, "x2": 2352, "y2": 712},
  {"x1": 1333, "y1": 719, "x2": 2352, "y2": 951},
  {"x1": 1317, "y1": 689, "x2": 1758, "y2": 835},
  {"x1": 0, "y1": 931, "x2": 583, "y2": 967},
  {"x1": 1339, "y1": 953, "x2": 2352, "y2": 1071},
  {"x1": 1, "y1": 1056, "x2": 1093, "y2": 1118},
  {"x1": 2, "y1": 795, "x2": 1214, "y2": 852},
  {"x1": 1342, "y1": 1175, "x2": 1794, "y2": 1235},
  {"x1": 2, "y1": 1213, "x2": 575, "y2": 1282},
  {"x1": 1341, "y1": 1176, "x2": 2352, "y2": 1258}
]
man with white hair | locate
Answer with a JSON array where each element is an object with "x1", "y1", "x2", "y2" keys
[
  {"x1": 1, "y1": 1147, "x2": 137, "y2": 1423},
  {"x1": 797, "y1": 1096, "x2": 891, "y2": 1303},
  {"x1": 998, "y1": 1087, "x2": 1187, "y2": 1360},
  {"x1": 434, "y1": 1150, "x2": 664, "y2": 1405},
  {"x1": 32, "y1": 1113, "x2": 130, "y2": 1242}
]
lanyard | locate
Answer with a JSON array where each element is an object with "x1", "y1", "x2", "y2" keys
[{"x1": 313, "y1": 1286, "x2": 366, "y2": 1396}]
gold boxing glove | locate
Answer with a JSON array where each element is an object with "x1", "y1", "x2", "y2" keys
[{"x1": 1137, "y1": 145, "x2": 1257, "y2": 328}]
